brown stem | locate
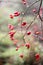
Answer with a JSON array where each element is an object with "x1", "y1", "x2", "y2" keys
[
  {"x1": 38, "y1": 0, "x2": 43, "y2": 37},
  {"x1": 24, "y1": 15, "x2": 37, "y2": 37},
  {"x1": 40, "y1": 20, "x2": 43, "y2": 37},
  {"x1": 38, "y1": 0, "x2": 43, "y2": 21},
  {"x1": 22, "y1": 15, "x2": 37, "y2": 43}
]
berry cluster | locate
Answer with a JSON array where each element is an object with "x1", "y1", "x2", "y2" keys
[{"x1": 10, "y1": 11, "x2": 20, "y2": 19}]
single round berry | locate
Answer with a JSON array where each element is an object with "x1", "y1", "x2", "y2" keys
[
  {"x1": 9, "y1": 31, "x2": 16, "y2": 39},
  {"x1": 19, "y1": 54, "x2": 23, "y2": 58},
  {"x1": 23, "y1": 2, "x2": 26, "y2": 5},
  {"x1": 33, "y1": 9, "x2": 36, "y2": 12},
  {"x1": 16, "y1": 47, "x2": 18, "y2": 51},
  {"x1": 35, "y1": 53, "x2": 40, "y2": 61},
  {"x1": 14, "y1": 11, "x2": 20, "y2": 17},
  {"x1": 35, "y1": 31, "x2": 40, "y2": 35},
  {"x1": 21, "y1": 22, "x2": 26, "y2": 26},
  {"x1": 25, "y1": 43, "x2": 30, "y2": 49},
  {"x1": 8, "y1": 24, "x2": 14, "y2": 30},
  {"x1": 27, "y1": 32, "x2": 31, "y2": 35},
  {"x1": 22, "y1": 0, "x2": 26, "y2": 5},
  {"x1": 10, "y1": 14, "x2": 14, "y2": 19}
]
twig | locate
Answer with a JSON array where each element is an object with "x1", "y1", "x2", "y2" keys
[
  {"x1": 38, "y1": 0, "x2": 43, "y2": 21},
  {"x1": 20, "y1": 0, "x2": 40, "y2": 31},
  {"x1": 38, "y1": 0, "x2": 43, "y2": 37},
  {"x1": 22, "y1": 15, "x2": 37, "y2": 43},
  {"x1": 24, "y1": 15, "x2": 37, "y2": 37}
]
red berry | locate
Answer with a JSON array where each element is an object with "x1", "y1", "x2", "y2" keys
[
  {"x1": 19, "y1": 54, "x2": 23, "y2": 58},
  {"x1": 35, "y1": 31, "x2": 40, "y2": 35},
  {"x1": 33, "y1": 9, "x2": 36, "y2": 12},
  {"x1": 14, "y1": 11, "x2": 20, "y2": 17},
  {"x1": 9, "y1": 31, "x2": 16, "y2": 38},
  {"x1": 21, "y1": 22, "x2": 26, "y2": 26},
  {"x1": 25, "y1": 43, "x2": 30, "y2": 49},
  {"x1": 16, "y1": 47, "x2": 18, "y2": 51},
  {"x1": 8, "y1": 24, "x2": 14, "y2": 30},
  {"x1": 35, "y1": 53, "x2": 40, "y2": 61},
  {"x1": 27, "y1": 32, "x2": 31, "y2": 35},
  {"x1": 10, "y1": 14, "x2": 14, "y2": 19},
  {"x1": 22, "y1": 0, "x2": 26, "y2": 5},
  {"x1": 23, "y1": 2, "x2": 26, "y2": 5}
]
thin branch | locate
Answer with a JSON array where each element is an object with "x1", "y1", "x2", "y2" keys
[
  {"x1": 24, "y1": 15, "x2": 37, "y2": 37},
  {"x1": 38, "y1": 0, "x2": 43, "y2": 37},
  {"x1": 22, "y1": 15, "x2": 37, "y2": 43},
  {"x1": 38, "y1": 0, "x2": 43, "y2": 21}
]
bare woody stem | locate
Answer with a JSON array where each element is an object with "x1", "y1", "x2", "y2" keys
[
  {"x1": 38, "y1": 0, "x2": 43, "y2": 37},
  {"x1": 24, "y1": 15, "x2": 37, "y2": 37},
  {"x1": 38, "y1": 0, "x2": 43, "y2": 21},
  {"x1": 22, "y1": 15, "x2": 37, "y2": 43}
]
